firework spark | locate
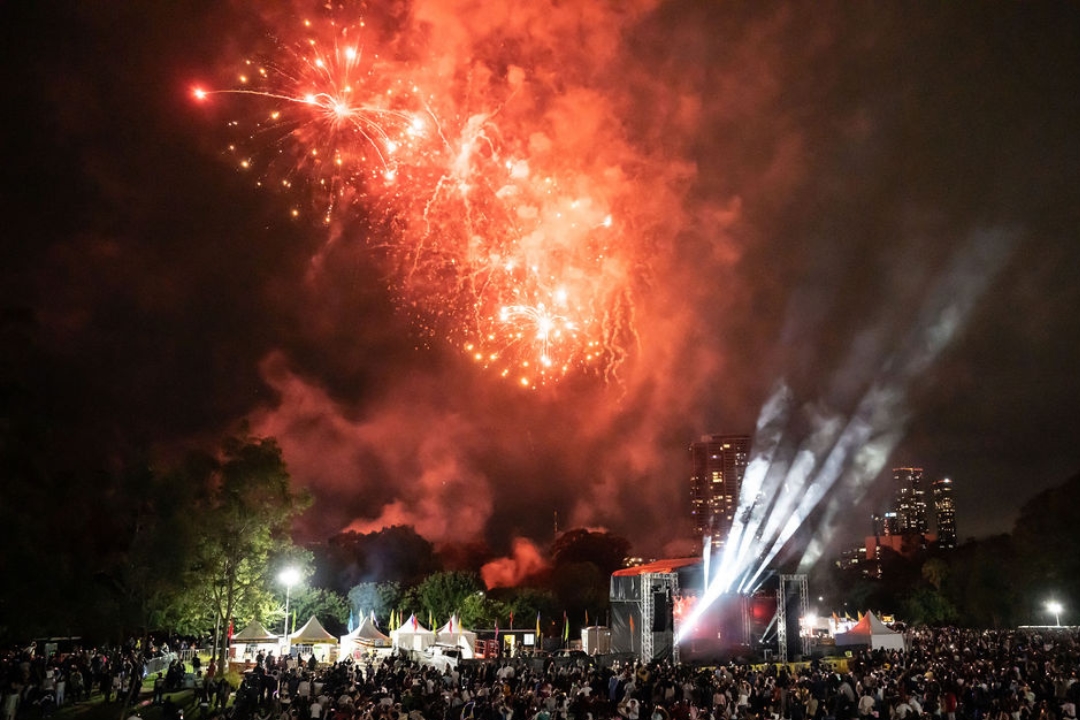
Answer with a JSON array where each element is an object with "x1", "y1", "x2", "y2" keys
[{"x1": 195, "y1": 9, "x2": 643, "y2": 387}]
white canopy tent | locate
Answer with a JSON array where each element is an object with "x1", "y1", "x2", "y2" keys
[
  {"x1": 391, "y1": 614, "x2": 436, "y2": 652},
  {"x1": 230, "y1": 620, "x2": 281, "y2": 661},
  {"x1": 434, "y1": 616, "x2": 477, "y2": 658},
  {"x1": 340, "y1": 614, "x2": 391, "y2": 658},
  {"x1": 289, "y1": 615, "x2": 338, "y2": 663},
  {"x1": 834, "y1": 611, "x2": 905, "y2": 651}
]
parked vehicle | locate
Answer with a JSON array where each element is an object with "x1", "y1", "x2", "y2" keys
[{"x1": 421, "y1": 644, "x2": 462, "y2": 671}]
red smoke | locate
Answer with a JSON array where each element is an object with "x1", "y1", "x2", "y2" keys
[{"x1": 481, "y1": 537, "x2": 549, "y2": 589}]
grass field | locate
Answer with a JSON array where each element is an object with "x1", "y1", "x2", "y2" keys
[{"x1": 47, "y1": 665, "x2": 219, "y2": 720}]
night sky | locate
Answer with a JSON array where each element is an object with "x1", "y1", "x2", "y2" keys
[{"x1": 3, "y1": 1, "x2": 1079, "y2": 571}]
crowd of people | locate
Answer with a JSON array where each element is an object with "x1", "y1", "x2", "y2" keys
[
  {"x1": 2, "y1": 627, "x2": 1079, "y2": 720},
  {"x1": 0, "y1": 640, "x2": 168, "y2": 720}
]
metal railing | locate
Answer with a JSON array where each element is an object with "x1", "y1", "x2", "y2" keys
[{"x1": 145, "y1": 652, "x2": 178, "y2": 676}]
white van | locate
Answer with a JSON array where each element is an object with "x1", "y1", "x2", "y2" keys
[{"x1": 421, "y1": 644, "x2": 462, "y2": 672}]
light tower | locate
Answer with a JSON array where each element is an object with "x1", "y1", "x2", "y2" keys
[
  {"x1": 1047, "y1": 600, "x2": 1063, "y2": 627},
  {"x1": 279, "y1": 567, "x2": 301, "y2": 640}
]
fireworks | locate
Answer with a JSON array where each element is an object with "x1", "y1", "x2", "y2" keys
[
  {"x1": 193, "y1": 23, "x2": 430, "y2": 213},
  {"x1": 194, "y1": 9, "x2": 642, "y2": 387}
]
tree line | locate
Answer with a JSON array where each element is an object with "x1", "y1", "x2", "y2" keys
[
  {"x1": 0, "y1": 429, "x2": 630, "y2": 661},
  {"x1": 1, "y1": 423, "x2": 1077, "y2": 651}
]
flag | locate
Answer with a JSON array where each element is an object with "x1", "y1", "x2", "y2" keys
[
  {"x1": 585, "y1": 609, "x2": 589, "y2": 626},
  {"x1": 536, "y1": 611, "x2": 541, "y2": 639},
  {"x1": 563, "y1": 611, "x2": 569, "y2": 641},
  {"x1": 629, "y1": 614, "x2": 635, "y2": 634},
  {"x1": 509, "y1": 610, "x2": 514, "y2": 629},
  {"x1": 429, "y1": 610, "x2": 434, "y2": 630},
  {"x1": 348, "y1": 609, "x2": 356, "y2": 633},
  {"x1": 495, "y1": 618, "x2": 500, "y2": 640},
  {"x1": 449, "y1": 616, "x2": 455, "y2": 634},
  {"x1": 857, "y1": 611, "x2": 864, "y2": 622},
  {"x1": 227, "y1": 619, "x2": 234, "y2": 640},
  {"x1": 412, "y1": 614, "x2": 418, "y2": 631}
]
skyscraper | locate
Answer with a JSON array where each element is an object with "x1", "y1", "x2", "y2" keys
[
  {"x1": 893, "y1": 467, "x2": 928, "y2": 534},
  {"x1": 690, "y1": 434, "x2": 750, "y2": 550},
  {"x1": 932, "y1": 477, "x2": 957, "y2": 549}
]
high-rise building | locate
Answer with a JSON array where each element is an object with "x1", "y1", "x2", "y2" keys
[
  {"x1": 871, "y1": 511, "x2": 900, "y2": 537},
  {"x1": 893, "y1": 467, "x2": 928, "y2": 534},
  {"x1": 932, "y1": 477, "x2": 957, "y2": 549},
  {"x1": 690, "y1": 434, "x2": 750, "y2": 550}
]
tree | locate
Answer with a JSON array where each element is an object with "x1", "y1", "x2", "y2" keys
[
  {"x1": 457, "y1": 592, "x2": 505, "y2": 629},
  {"x1": 103, "y1": 458, "x2": 204, "y2": 641},
  {"x1": 500, "y1": 587, "x2": 557, "y2": 626},
  {"x1": 291, "y1": 587, "x2": 350, "y2": 634},
  {"x1": 348, "y1": 582, "x2": 401, "y2": 625},
  {"x1": 551, "y1": 529, "x2": 631, "y2": 576},
  {"x1": 921, "y1": 558, "x2": 949, "y2": 591},
  {"x1": 902, "y1": 586, "x2": 957, "y2": 625},
  {"x1": 320, "y1": 526, "x2": 441, "y2": 590},
  {"x1": 184, "y1": 433, "x2": 311, "y2": 671},
  {"x1": 414, "y1": 572, "x2": 485, "y2": 625},
  {"x1": 1010, "y1": 471, "x2": 1080, "y2": 619}
]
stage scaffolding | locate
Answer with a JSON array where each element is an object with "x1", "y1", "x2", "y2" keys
[
  {"x1": 776, "y1": 573, "x2": 809, "y2": 663},
  {"x1": 639, "y1": 571, "x2": 680, "y2": 662}
]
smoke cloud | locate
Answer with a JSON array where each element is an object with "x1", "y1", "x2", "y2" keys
[{"x1": 5, "y1": 0, "x2": 1078, "y2": 564}]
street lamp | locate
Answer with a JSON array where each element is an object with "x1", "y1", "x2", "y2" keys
[
  {"x1": 1046, "y1": 600, "x2": 1063, "y2": 627},
  {"x1": 280, "y1": 567, "x2": 301, "y2": 637}
]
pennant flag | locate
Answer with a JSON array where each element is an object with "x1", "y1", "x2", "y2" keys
[
  {"x1": 629, "y1": 614, "x2": 635, "y2": 634},
  {"x1": 449, "y1": 616, "x2": 455, "y2": 634},
  {"x1": 373, "y1": 610, "x2": 379, "y2": 628},
  {"x1": 227, "y1": 618, "x2": 234, "y2": 640},
  {"x1": 412, "y1": 614, "x2": 419, "y2": 631},
  {"x1": 585, "y1": 609, "x2": 589, "y2": 626},
  {"x1": 348, "y1": 609, "x2": 356, "y2": 633},
  {"x1": 429, "y1": 610, "x2": 434, "y2": 630},
  {"x1": 563, "y1": 611, "x2": 569, "y2": 641},
  {"x1": 495, "y1": 617, "x2": 500, "y2": 639},
  {"x1": 509, "y1": 610, "x2": 514, "y2": 629},
  {"x1": 536, "y1": 611, "x2": 542, "y2": 639}
]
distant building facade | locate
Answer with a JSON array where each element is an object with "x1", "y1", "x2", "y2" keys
[
  {"x1": 932, "y1": 477, "x2": 957, "y2": 549},
  {"x1": 871, "y1": 511, "x2": 901, "y2": 537},
  {"x1": 893, "y1": 467, "x2": 929, "y2": 534},
  {"x1": 852, "y1": 468, "x2": 958, "y2": 578},
  {"x1": 690, "y1": 434, "x2": 750, "y2": 550}
]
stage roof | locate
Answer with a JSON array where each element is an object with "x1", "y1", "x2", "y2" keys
[{"x1": 612, "y1": 558, "x2": 701, "y2": 577}]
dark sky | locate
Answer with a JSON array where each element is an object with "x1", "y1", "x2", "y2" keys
[{"x1": 3, "y1": 0, "x2": 1079, "y2": 571}]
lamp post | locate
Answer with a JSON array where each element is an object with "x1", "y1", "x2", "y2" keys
[
  {"x1": 1046, "y1": 600, "x2": 1063, "y2": 627},
  {"x1": 280, "y1": 567, "x2": 301, "y2": 642}
]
